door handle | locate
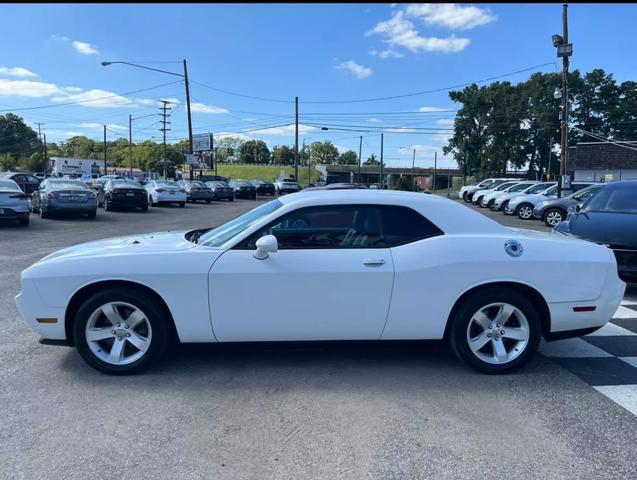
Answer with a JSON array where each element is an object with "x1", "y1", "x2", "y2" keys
[{"x1": 363, "y1": 258, "x2": 386, "y2": 266}]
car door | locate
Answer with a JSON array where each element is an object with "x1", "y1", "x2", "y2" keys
[{"x1": 208, "y1": 204, "x2": 395, "y2": 342}]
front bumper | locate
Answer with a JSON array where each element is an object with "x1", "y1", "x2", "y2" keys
[{"x1": 15, "y1": 279, "x2": 67, "y2": 341}]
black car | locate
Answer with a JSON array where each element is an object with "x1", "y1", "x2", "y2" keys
[
  {"x1": 205, "y1": 181, "x2": 235, "y2": 201},
  {"x1": 0, "y1": 172, "x2": 41, "y2": 195},
  {"x1": 178, "y1": 180, "x2": 215, "y2": 203},
  {"x1": 229, "y1": 180, "x2": 257, "y2": 199},
  {"x1": 251, "y1": 179, "x2": 276, "y2": 196},
  {"x1": 32, "y1": 179, "x2": 98, "y2": 219},
  {"x1": 533, "y1": 184, "x2": 605, "y2": 227},
  {"x1": 554, "y1": 180, "x2": 637, "y2": 283},
  {"x1": 98, "y1": 180, "x2": 148, "y2": 212}
]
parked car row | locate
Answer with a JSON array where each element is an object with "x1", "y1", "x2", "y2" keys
[
  {"x1": 459, "y1": 177, "x2": 601, "y2": 226},
  {"x1": 1, "y1": 172, "x2": 305, "y2": 226}
]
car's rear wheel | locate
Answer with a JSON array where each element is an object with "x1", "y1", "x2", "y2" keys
[
  {"x1": 40, "y1": 208, "x2": 49, "y2": 219},
  {"x1": 449, "y1": 287, "x2": 540, "y2": 374},
  {"x1": 543, "y1": 208, "x2": 565, "y2": 227},
  {"x1": 179, "y1": 202, "x2": 185, "y2": 208},
  {"x1": 73, "y1": 288, "x2": 170, "y2": 375},
  {"x1": 516, "y1": 203, "x2": 534, "y2": 220},
  {"x1": 87, "y1": 210, "x2": 97, "y2": 220},
  {"x1": 18, "y1": 217, "x2": 29, "y2": 226}
]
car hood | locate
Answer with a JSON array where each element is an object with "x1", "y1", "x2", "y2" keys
[
  {"x1": 37, "y1": 231, "x2": 197, "y2": 264},
  {"x1": 566, "y1": 212, "x2": 637, "y2": 249}
]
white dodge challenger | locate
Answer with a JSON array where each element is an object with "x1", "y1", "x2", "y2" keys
[{"x1": 16, "y1": 190, "x2": 625, "y2": 375}]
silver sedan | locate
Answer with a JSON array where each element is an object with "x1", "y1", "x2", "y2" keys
[{"x1": 0, "y1": 178, "x2": 30, "y2": 226}]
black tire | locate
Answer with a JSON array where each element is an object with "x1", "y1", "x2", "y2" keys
[
  {"x1": 87, "y1": 210, "x2": 97, "y2": 220},
  {"x1": 463, "y1": 192, "x2": 471, "y2": 203},
  {"x1": 229, "y1": 197, "x2": 234, "y2": 202},
  {"x1": 500, "y1": 200, "x2": 510, "y2": 214},
  {"x1": 104, "y1": 197, "x2": 111, "y2": 211},
  {"x1": 543, "y1": 208, "x2": 565, "y2": 227},
  {"x1": 205, "y1": 199, "x2": 211, "y2": 204},
  {"x1": 516, "y1": 203, "x2": 534, "y2": 220},
  {"x1": 140, "y1": 205, "x2": 148, "y2": 212},
  {"x1": 149, "y1": 195, "x2": 156, "y2": 207},
  {"x1": 486, "y1": 199, "x2": 495, "y2": 209},
  {"x1": 179, "y1": 202, "x2": 185, "y2": 208},
  {"x1": 19, "y1": 217, "x2": 30, "y2": 226},
  {"x1": 72, "y1": 287, "x2": 171, "y2": 375},
  {"x1": 448, "y1": 287, "x2": 541, "y2": 374},
  {"x1": 40, "y1": 208, "x2": 49, "y2": 219}
]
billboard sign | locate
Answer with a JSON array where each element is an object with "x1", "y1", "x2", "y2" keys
[{"x1": 193, "y1": 134, "x2": 211, "y2": 152}]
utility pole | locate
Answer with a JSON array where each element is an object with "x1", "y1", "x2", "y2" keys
[
  {"x1": 214, "y1": 147, "x2": 218, "y2": 176},
  {"x1": 183, "y1": 59, "x2": 194, "y2": 180},
  {"x1": 294, "y1": 96, "x2": 299, "y2": 182},
  {"x1": 433, "y1": 152, "x2": 438, "y2": 192},
  {"x1": 103, "y1": 125, "x2": 107, "y2": 175},
  {"x1": 447, "y1": 168, "x2": 451, "y2": 197},
  {"x1": 128, "y1": 114, "x2": 133, "y2": 179},
  {"x1": 304, "y1": 139, "x2": 310, "y2": 185},
  {"x1": 411, "y1": 148, "x2": 416, "y2": 187},
  {"x1": 210, "y1": 133, "x2": 214, "y2": 172},
  {"x1": 555, "y1": 3, "x2": 572, "y2": 198},
  {"x1": 547, "y1": 137, "x2": 553, "y2": 180},
  {"x1": 159, "y1": 100, "x2": 172, "y2": 179},
  {"x1": 358, "y1": 135, "x2": 363, "y2": 184},
  {"x1": 379, "y1": 133, "x2": 384, "y2": 189},
  {"x1": 43, "y1": 133, "x2": 48, "y2": 178}
]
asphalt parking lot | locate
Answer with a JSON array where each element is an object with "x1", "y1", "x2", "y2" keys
[{"x1": 1, "y1": 196, "x2": 636, "y2": 480}]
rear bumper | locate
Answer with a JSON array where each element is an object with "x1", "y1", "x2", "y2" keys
[
  {"x1": 236, "y1": 190, "x2": 256, "y2": 198},
  {"x1": 188, "y1": 192, "x2": 214, "y2": 201},
  {"x1": 0, "y1": 208, "x2": 30, "y2": 219},
  {"x1": 213, "y1": 191, "x2": 234, "y2": 199},
  {"x1": 47, "y1": 199, "x2": 97, "y2": 213},
  {"x1": 156, "y1": 193, "x2": 186, "y2": 203},
  {"x1": 110, "y1": 197, "x2": 147, "y2": 207},
  {"x1": 257, "y1": 187, "x2": 275, "y2": 195}
]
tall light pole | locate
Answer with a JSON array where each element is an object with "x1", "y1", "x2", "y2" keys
[
  {"x1": 101, "y1": 60, "x2": 194, "y2": 178},
  {"x1": 358, "y1": 135, "x2": 363, "y2": 184},
  {"x1": 552, "y1": 4, "x2": 573, "y2": 198},
  {"x1": 294, "y1": 96, "x2": 299, "y2": 182}
]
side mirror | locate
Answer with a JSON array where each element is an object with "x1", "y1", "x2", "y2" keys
[
  {"x1": 575, "y1": 204, "x2": 581, "y2": 213},
  {"x1": 254, "y1": 234, "x2": 278, "y2": 260}
]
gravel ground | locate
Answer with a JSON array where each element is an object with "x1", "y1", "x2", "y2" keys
[{"x1": 1, "y1": 196, "x2": 636, "y2": 480}]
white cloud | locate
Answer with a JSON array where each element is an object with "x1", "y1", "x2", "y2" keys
[
  {"x1": 436, "y1": 118, "x2": 455, "y2": 126},
  {"x1": 369, "y1": 48, "x2": 404, "y2": 59},
  {"x1": 72, "y1": 40, "x2": 100, "y2": 55},
  {"x1": 367, "y1": 11, "x2": 470, "y2": 54},
  {"x1": 77, "y1": 122, "x2": 127, "y2": 132},
  {"x1": 405, "y1": 4, "x2": 496, "y2": 30},
  {"x1": 0, "y1": 79, "x2": 62, "y2": 98},
  {"x1": 368, "y1": 117, "x2": 383, "y2": 123},
  {"x1": 190, "y1": 102, "x2": 229, "y2": 114},
  {"x1": 64, "y1": 131, "x2": 85, "y2": 137},
  {"x1": 61, "y1": 86, "x2": 83, "y2": 93},
  {"x1": 0, "y1": 67, "x2": 37, "y2": 78},
  {"x1": 159, "y1": 97, "x2": 180, "y2": 105},
  {"x1": 250, "y1": 124, "x2": 317, "y2": 136},
  {"x1": 385, "y1": 126, "x2": 417, "y2": 133},
  {"x1": 334, "y1": 145, "x2": 351, "y2": 154},
  {"x1": 52, "y1": 89, "x2": 134, "y2": 108},
  {"x1": 336, "y1": 60, "x2": 373, "y2": 79},
  {"x1": 418, "y1": 106, "x2": 448, "y2": 112},
  {"x1": 215, "y1": 132, "x2": 253, "y2": 141}
]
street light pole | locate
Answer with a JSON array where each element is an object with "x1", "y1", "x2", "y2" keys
[
  {"x1": 379, "y1": 133, "x2": 384, "y2": 189},
  {"x1": 358, "y1": 135, "x2": 362, "y2": 184},
  {"x1": 294, "y1": 96, "x2": 299, "y2": 182},
  {"x1": 128, "y1": 114, "x2": 133, "y2": 179}
]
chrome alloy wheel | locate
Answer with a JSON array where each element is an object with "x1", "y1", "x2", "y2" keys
[
  {"x1": 518, "y1": 205, "x2": 533, "y2": 219},
  {"x1": 466, "y1": 302, "x2": 530, "y2": 365},
  {"x1": 85, "y1": 301, "x2": 152, "y2": 366},
  {"x1": 545, "y1": 210, "x2": 563, "y2": 226}
]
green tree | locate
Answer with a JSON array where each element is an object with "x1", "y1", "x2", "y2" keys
[
  {"x1": 239, "y1": 140, "x2": 270, "y2": 164},
  {"x1": 0, "y1": 113, "x2": 40, "y2": 159},
  {"x1": 337, "y1": 150, "x2": 358, "y2": 165},
  {"x1": 363, "y1": 153, "x2": 379, "y2": 165},
  {"x1": 0, "y1": 152, "x2": 18, "y2": 171},
  {"x1": 309, "y1": 140, "x2": 339, "y2": 164},
  {"x1": 271, "y1": 145, "x2": 294, "y2": 165},
  {"x1": 21, "y1": 152, "x2": 45, "y2": 172},
  {"x1": 394, "y1": 176, "x2": 418, "y2": 191},
  {"x1": 215, "y1": 136, "x2": 244, "y2": 163}
]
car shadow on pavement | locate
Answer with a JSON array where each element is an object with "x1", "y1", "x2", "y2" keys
[{"x1": 59, "y1": 339, "x2": 552, "y2": 389}]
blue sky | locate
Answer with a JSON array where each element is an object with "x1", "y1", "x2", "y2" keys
[{"x1": 1, "y1": 3, "x2": 636, "y2": 169}]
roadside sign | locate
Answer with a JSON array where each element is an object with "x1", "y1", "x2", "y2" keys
[
  {"x1": 185, "y1": 154, "x2": 200, "y2": 165},
  {"x1": 193, "y1": 134, "x2": 211, "y2": 152}
]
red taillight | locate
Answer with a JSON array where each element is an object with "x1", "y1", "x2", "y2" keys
[
  {"x1": 45, "y1": 193, "x2": 57, "y2": 199},
  {"x1": 156, "y1": 188, "x2": 165, "y2": 192}
]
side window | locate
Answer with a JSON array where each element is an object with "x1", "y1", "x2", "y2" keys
[{"x1": 235, "y1": 205, "x2": 443, "y2": 250}]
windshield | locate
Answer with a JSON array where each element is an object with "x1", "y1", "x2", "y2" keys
[
  {"x1": 190, "y1": 181, "x2": 206, "y2": 187},
  {"x1": 507, "y1": 183, "x2": 532, "y2": 193},
  {"x1": 198, "y1": 199, "x2": 283, "y2": 247},
  {"x1": 526, "y1": 183, "x2": 553, "y2": 194},
  {"x1": 583, "y1": 187, "x2": 637, "y2": 213},
  {"x1": 157, "y1": 181, "x2": 178, "y2": 187},
  {"x1": 50, "y1": 181, "x2": 89, "y2": 190},
  {"x1": 494, "y1": 182, "x2": 516, "y2": 191},
  {"x1": 112, "y1": 181, "x2": 142, "y2": 188}
]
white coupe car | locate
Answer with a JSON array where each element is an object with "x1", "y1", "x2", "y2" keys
[{"x1": 16, "y1": 190, "x2": 625, "y2": 375}]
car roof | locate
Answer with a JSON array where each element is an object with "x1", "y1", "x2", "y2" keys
[
  {"x1": 277, "y1": 189, "x2": 505, "y2": 235},
  {"x1": 602, "y1": 180, "x2": 637, "y2": 189}
]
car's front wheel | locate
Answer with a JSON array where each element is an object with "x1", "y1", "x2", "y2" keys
[
  {"x1": 73, "y1": 288, "x2": 171, "y2": 374},
  {"x1": 516, "y1": 203, "x2": 534, "y2": 220},
  {"x1": 449, "y1": 287, "x2": 541, "y2": 374},
  {"x1": 543, "y1": 208, "x2": 565, "y2": 227}
]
